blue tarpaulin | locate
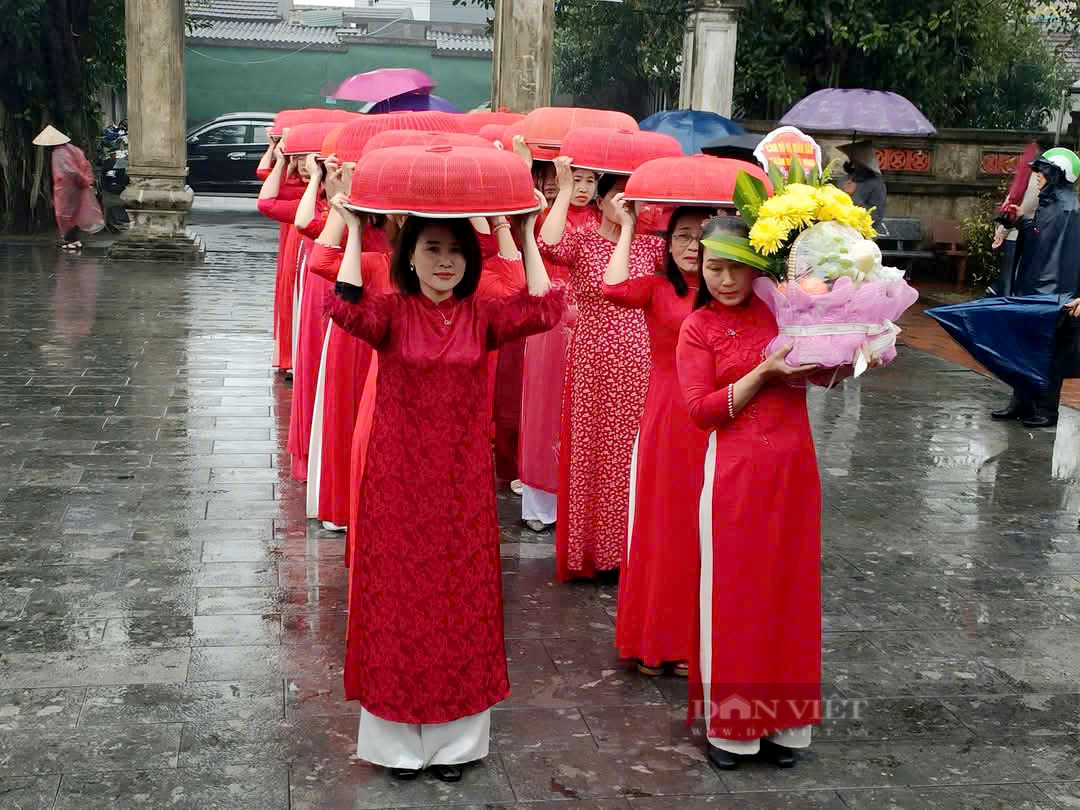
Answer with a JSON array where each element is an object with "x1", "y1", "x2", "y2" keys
[{"x1": 926, "y1": 295, "x2": 1075, "y2": 394}]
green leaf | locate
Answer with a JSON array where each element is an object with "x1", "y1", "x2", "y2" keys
[
  {"x1": 768, "y1": 160, "x2": 787, "y2": 194},
  {"x1": 787, "y1": 155, "x2": 806, "y2": 185},
  {"x1": 807, "y1": 163, "x2": 821, "y2": 187},
  {"x1": 733, "y1": 170, "x2": 769, "y2": 228}
]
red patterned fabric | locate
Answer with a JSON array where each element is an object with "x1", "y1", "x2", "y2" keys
[
  {"x1": 676, "y1": 295, "x2": 822, "y2": 740},
  {"x1": 518, "y1": 205, "x2": 598, "y2": 493},
  {"x1": 603, "y1": 275, "x2": 707, "y2": 668},
  {"x1": 329, "y1": 285, "x2": 566, "y2": 723},
  {"x1": 538, "y1": 229, "x2": 665, "y2": 581}
]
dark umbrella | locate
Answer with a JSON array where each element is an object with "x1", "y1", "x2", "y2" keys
[
  {"x1": 701, "y1": 133, "x2": 763, "y2": 163},
  {"x1": 326, "y1": 68, "x2": 436, "y2": 104},
  {"x1": 369, "y1": 93, "x2": 461, "y2": 114},
  {"x1": 926, "y1": 295, "x2": 1076, "y2": 394},
  {"x1": 639, "y1": 110, "x2": 745, "y2": 155},
  {"x1": 780, "y1": 89, "x2": 936, "y2": 136}
]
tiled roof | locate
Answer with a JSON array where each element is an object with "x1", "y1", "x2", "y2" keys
[
  {"x1": 187, "y1": 19, "x2": 343, "y2": 48},
  {"x1": 190, "y1": 0, "x2": 282, "y2": 21},
  {"x1": 427, "y1": 29, "x2": 493, "y2": 53}
]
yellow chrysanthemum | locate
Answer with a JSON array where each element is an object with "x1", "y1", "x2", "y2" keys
[{"x1": 749, "y1": 218, "x2": 789, "y2": 256}]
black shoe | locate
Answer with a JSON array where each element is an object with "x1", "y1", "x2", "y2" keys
[
  {"x1": 991, "y1": 400, "x2": 1030, "y2": 420},
  {"x1": 430, "y1": 764, "x2": 462, "y2": 782},
  {"x1": 389, "y1": 767, "x2": 421, "y2": 780},
  {"x1": 706, "y1": 743, "x2": 741, "y2": 770},
  {"x1": 759, "y1": 738, "x2": 797, "y2": 768},
  {"x1": 1022, "y1": 412, "x2": 1058, "y2": 428}
]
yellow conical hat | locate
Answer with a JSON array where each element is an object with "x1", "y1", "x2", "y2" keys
[{"x1": 33, "y1": 125, "x2": 71, "y2": 147}]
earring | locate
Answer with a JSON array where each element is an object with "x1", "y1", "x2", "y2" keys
[{"x1": 410, "y1": 263, "x2": 416, "y2": 274}]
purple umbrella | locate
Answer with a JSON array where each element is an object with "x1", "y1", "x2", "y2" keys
[
  {"x1": 780, "y1": 89, "x2": 936, "y2": 136},
  {"x1": 326, "y1": 68, "x2": 436, "y2": 104},
  {"x1": 369, "y1": 92, "x2": 461, "y2": 114}
]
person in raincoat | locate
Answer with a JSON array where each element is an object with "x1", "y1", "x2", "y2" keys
[
  {"x1": 33, "y1": 125, "x2": 104, "y2": 250},
  {"x1": 992, "y1": 147, "x2": 1080, "y2": 428},
  {"x1": 838, "y1": 141, "x2": 887, "y2": 231}
]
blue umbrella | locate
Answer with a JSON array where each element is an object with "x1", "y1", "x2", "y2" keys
[
  {"x1": 926, "y1": 295, "x2": 1074, "y2": 394},
  {"x1": 639, "y1": 110, "x2": 745, "y2": 155}
]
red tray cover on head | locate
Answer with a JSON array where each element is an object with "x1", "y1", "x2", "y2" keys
[
  {"x1": 346, "y1": 145, "x2": 540, "y2": 217},
  {"x1": 362, "y1": 130, "x2": 494, "y2": 157},
  {"x1": 334, "y1": 113, "x2": 465, "y2": 163},
  {"x1": 457, "y1": 110, "x2": 526, "y2": 134},
  {"x1": 502, "y1": 107, "x2": 639, "y2": 161},
  {"x1": 283, "y1": 122, "x2": 351, "y2": 156},
  {"x1": 477, "y1": 124, "x2": 507, "y2": 143},
  {"x1": 559, "y1": 128, "x2": 683, "y2": 175},
  {"x1": 623, "y1": 155, "x2": 772, "y2": 205},
  {"x1": 271, "y1": 108, "x2": 359, "y2": 138},
  {"x1": 320, "y1": 124, "x2": 350, "y2": 160}
]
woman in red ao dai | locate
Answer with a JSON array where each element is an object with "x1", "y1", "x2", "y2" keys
[
  {"x1": 602, "y1": 200, "x2": 713, "y2": 677},
  {"x1": 538, "y1": 157, "x2": 665, "y2": 581},
  {"x1": 326, "y1": 191, "x2": 564, "y2": 783},
  {"x1": 675, "y1": 216, "x2": 825, "y2": 771}
]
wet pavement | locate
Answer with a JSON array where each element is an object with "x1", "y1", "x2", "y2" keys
[{"x1": 0, "y1": 213, "x2": 1078, "y2": 809}]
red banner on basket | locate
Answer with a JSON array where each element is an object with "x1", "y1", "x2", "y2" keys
[{"x1": 753, "y1": 126, "x2": 822, "y2": 177}]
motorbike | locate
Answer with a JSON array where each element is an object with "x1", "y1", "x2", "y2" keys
[{"x1": 98, "y1": 121, "x2": 130, "y2": 232}]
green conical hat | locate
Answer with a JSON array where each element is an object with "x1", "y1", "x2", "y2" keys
[{"x1": 1034, "y1": 147, "x2": 1080, "y2": 184}]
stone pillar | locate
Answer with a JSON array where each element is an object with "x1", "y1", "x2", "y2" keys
[
  {"x1": 679, "y1": 0, "x2": 743, "y2": 117},
  {"x1": 491, "y1": 0, "x2": 555, "y2": 113},
  {"x1": 109, "y1": 0, "x2": 203, "y2": 261}
]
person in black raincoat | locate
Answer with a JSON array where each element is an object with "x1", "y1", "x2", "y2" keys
[{"x1": 992, "y1": 147, "x2": 1080, "y2": 428}]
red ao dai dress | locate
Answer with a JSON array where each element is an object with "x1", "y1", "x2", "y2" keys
[
  {"x1": 519, "y1": 205, "x2": 600, "y2": 525},
  {"x1": 328, "y1": 277, "x2": 564, "y2": 769},
  {"x1": 256, "y1": 168, "x2": 303, "y2": 372},
  {"x1": 538, "y1": 229, "x2": 666, "y2": 581},
  {"x1": 305, "y1": 231, "x2": 392, "y2": 528},
  {"x1": 676, "y1": 294, "x2": 822, "y2": 754},
  {"x1": 602, "y1": 274, "x2": 707, "y2": 668}
]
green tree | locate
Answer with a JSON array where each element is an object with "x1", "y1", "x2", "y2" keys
[
  {"x1": 0, "y1": 0, "x2": 126, "y2": 231},
  {"x1": 552, "y1": 0, "x2": 683, "y2": 118},
  {"x1": 733, "y1": 0, "x2": 1075, "y2": 128},
  {"x1": 0, "y1": 0, "x2": 211, "y2": 233}
]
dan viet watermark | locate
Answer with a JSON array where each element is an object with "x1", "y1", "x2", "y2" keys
[{"x1": 670, "y1": 684, "x2": 869, "y2": 741}]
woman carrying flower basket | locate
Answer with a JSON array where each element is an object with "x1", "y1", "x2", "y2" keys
[
  {"x1": 676, "y1": 216, "x2": 826, "y2": 770},
  {"x1": 677, "y1": 213, "x2": 888, "y2": 770}
]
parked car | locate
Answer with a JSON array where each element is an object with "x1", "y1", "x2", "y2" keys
[
  {"x1": 186, "y1": 112, "x2": 276, "y2": 194},
  {"x1": 97, "y1": 112, "x2": 278, "y2": 198}
]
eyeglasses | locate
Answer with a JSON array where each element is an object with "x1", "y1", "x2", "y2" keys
[{"x1": 671, "y1": 233, "x2": 700, "y2": 246}]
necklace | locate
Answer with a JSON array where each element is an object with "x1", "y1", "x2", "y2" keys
[{"x1": 433, "y1": 298, "x2": 454, "y2": 326}]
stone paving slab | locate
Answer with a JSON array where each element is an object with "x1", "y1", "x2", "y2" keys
[{"x1": 1, "y1": 216, "x2": 1080, "y2": 806}]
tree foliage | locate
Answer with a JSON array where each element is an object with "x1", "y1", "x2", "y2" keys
[
  {"x1": 552, "y1": 0, "x2": 683, "y2": 118},
  {"x1": 0, "y1": 0, "x2": 126, "y2": 231},
  {"x1": 0, "y1": 0, "x2": 212, "y2": 233},
  {"x1": 733, "y1": 0, "x2": 1075, "y2": 129},
  {"x1": 458, "y1": 0, "x2": 1074, "y2": 133}
]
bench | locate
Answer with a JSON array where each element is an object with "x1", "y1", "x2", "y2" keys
[
  {"x1": 878, "y1": 217, "x2": 934, "y2": 271},
  {"x1": 931, "y1": 218, "x2": 969, "y2": 284}
]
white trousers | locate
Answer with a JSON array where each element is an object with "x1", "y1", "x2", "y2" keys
[
  {"x1": 699, "y1": 432, "x2": 812, "y2": 757},
  {"x1": 709, "y1": 724, "x2": 813, "y2": 755},
  {"x1": 356, "y1": 707, "x2": 491, "y2": 769},
  {"x1": 521, "y1": 485, "x2": 557, "y2": 525}
]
